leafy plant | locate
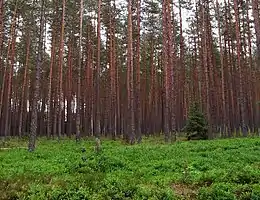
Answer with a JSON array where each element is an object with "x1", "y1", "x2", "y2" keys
[{"x1": 1, "y1": 137, "x2": 260, "y2": 199}]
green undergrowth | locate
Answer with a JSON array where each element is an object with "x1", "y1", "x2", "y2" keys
[{"x1": 0, "y1": 137, "x2": 260, "y2": 199}]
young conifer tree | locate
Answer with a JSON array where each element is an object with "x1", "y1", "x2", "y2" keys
[{"x1": 184, "y1": 102, "x2": 208, "y2": 140}]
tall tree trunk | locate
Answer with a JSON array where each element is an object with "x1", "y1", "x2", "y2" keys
[
  {"x1": 215, "y1": 0, "x2": 228, "y2": 135},
  {"x1": 47, "y1": 0, "x2": 57, "y2": 139},
  {"x1": 199, "y1": 0, "x2": 212, "y2": 138},
  {"x1": 135, "y1": 0, "x2": 142, "y2": 143},
  {"x1": 94, "y1": 0, "x2": 101, "y2": 138},
  {"x1": 0, "y1": 3, "x2": 17, "y2": 135},
  {"x1": 67, "y1": 39, "x2": 72, "y2": 137},
  {"x1": 58, "y1": 0, "x2": 66, "y2": 139},
  {"x1": 28, "y1": 0, "x2": 45, "y2": 151},
  {"x1": 167, "y1": 0, "x2": 176, "y2": 141},
  {"x1": 252, "y1": 0, "x2": 260, "y2": 64},
  {"x1": 76, "y1": 0, "x2": 83, "y2": 141},
  {"x1": 4, "y1": 18, "x2": 16, "y2": 137},
  {"x1": 18, "y1": 34, "x2": 30, "y2": 137},
  {"x1": 109, "y1": 5, "x2": 117, "y2": 139},
  {"x1": 246, "y1": 0, "x2": 256, "y2": 132},
  {"x1": 179, "y1": 0, "x2": 185, "y2": 130},
  {"x1": 148, "y1": 40, "x2": 155, "y2": 134},
  {"x1": 127, "y1": 0, "x2": 135, "y2": 144},
  {"x1": 0, "y1": 0, "x2": 4, "y2": 80},
  {"x1": 115, "y1": 21, "x2": 121, "y2": 136},
  {"x1": 234, "y1": 0, "x2": 247, "y2": 136},
  {"x1": 162, "y1": 0, "x2": 170, "y2": 142},
  {"x1": 47, "y1": 39, "x2": 56, "y2": 138}
]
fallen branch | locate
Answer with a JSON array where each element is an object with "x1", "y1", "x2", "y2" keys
[{"x1": 0, "y1": 147, "x2": 27, "y2": 150}]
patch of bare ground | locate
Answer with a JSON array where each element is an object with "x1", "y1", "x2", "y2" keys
[
  {"x1": 172, "y1": 183, "x2": 198, "y2": 199},
  {"x1": 172, "y1": 181, "x2": 212, "y2": 199}
]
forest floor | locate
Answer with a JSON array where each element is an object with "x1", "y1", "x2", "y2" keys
[{"x1": 0, "y1": 137, "x2": 260, "y2": 200}]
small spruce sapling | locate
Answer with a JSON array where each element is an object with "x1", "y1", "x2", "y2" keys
[{"x1": 184, "y1": 102, "x2": 208, "y2": 140}]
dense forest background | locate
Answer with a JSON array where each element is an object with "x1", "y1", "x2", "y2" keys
[{"x1": 0, "y1": 0, "x2": 260, "y2": 146}]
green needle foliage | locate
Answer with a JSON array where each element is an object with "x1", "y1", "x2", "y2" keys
[{"x1": 184, "y1": 102, "x2": 208, "y2": 140}]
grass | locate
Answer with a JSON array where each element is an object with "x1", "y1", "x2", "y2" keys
[{"x1": 0, "y1": 137, "x2": 260, "y2": 199}]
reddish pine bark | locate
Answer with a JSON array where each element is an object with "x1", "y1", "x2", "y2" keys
[
  {"x1": 2, "y1": 4, "x2": 17, "y2": 137},
  {"x1": 198, "y1": 0, "x2": 210, "y2": 136},
  {"x1": 109, "y1": 5, "x2": 117, "y2": 139},
  {"x1": 234, "y1": 0, "x2": 247, "y2": 136},
  {"x1": 58, "y1": 0, "x2": 66, "y2": 139},
  {"x1": 135, "y1": 0, "x2": 141, "y2": 142},
  {"x1": 205, "y1": 0, "x2": 216, "y2": 134},
  {"x1": 67, "y1": 39, "x2": 73, "y2": 136},
  {"x1": 162, "y1": 0, "x2": 170, "y2": 142},
  {"x1": 215, "y1": 0, "x2": 227, "y2": 135},
  {"x1": 246, "y1": 0, "x2": 256, "y2": 132},
  {"x1": 18, "y1": 34, "x2": 30, "y2": 137},
  {"x1": 47, "y1": 0, "x2": 58, "y2": 138},
  {"x1": 179, "y1": 0, "x2": 185, "y2": 129},
  {"x1": 4, "y1": 20, "x2": 16, "y2": 137},
  {"x1": 0, "y1": 41, "x2": 10, "y2": 130},
  {"x1": 94, "y1": 0, "x2": 101, "y2": 138}
]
